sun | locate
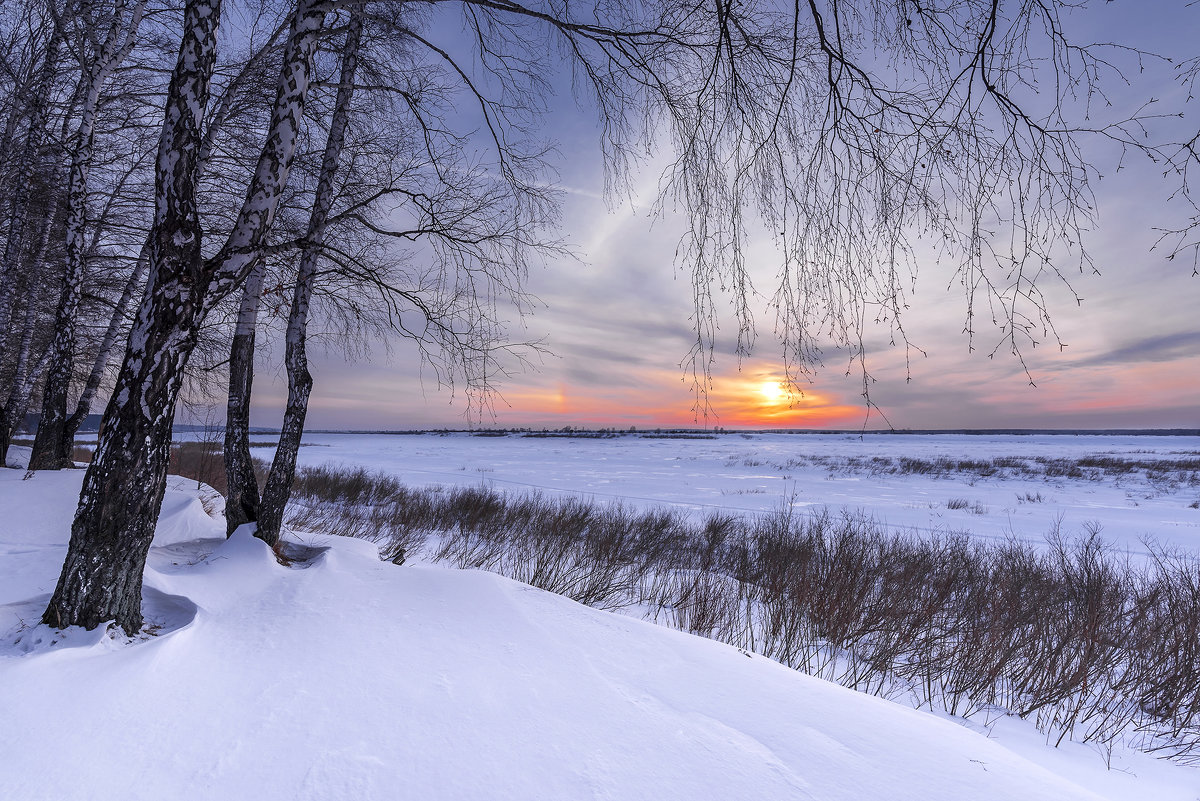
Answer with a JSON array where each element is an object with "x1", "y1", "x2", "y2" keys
[{"x1": 759, "y1": 380, "x2": 787, "y2": 405}]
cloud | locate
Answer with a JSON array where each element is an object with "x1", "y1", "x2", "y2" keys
[{"x1": 1071, "y1": 331, "x2": 1200, "y2": 368}]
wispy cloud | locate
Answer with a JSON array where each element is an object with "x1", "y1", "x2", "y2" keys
[{"x1": 1072, "y1": 331, "x2": 1200, "y2": 368}]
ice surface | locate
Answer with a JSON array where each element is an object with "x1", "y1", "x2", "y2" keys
[{"x1": 289, "y1": 432, "x2": 1200, "y2": 553}]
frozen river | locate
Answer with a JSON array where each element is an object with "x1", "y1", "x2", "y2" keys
[{"x1": 287, "y1": 431, "x2": 1200, "y2": 554}]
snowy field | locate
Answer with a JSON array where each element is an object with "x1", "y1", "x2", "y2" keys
[
  {"x1": 289, "y1": 431, "x2": 1200, "y2": 554},
  {"x1": 3, "y1": 436, "x2": 1200, "y2": 800}
]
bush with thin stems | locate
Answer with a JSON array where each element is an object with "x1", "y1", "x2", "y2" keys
[{"x1": 273, "y1": 463, "x2": 1200, "y2": 763}]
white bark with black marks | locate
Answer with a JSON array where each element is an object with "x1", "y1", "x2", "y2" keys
[
  {"x1": 222, "y1": 260, "x2": 265, "y2": 534},
  {"x1": 208, "y1": 0, "x2": 331, "y2": 538},
  {"x1": 0, "y1": 8, "x2": 63, "y2": 366},
  {"x1": 0, "y1": 272, "x2": 50, "y2": 465},
  {"x1": 42, "y1": 0, "x2": 219, "y2": 632},
  {"x1": 203, "y1": 0, "x2": 327, "y2": 306},
  {"x1": 257, "y1": 12, "x2": 363, "y2": 545},
  {"x1": 43, "y1": 0, "x2": 329, "y2": 633},
  {"x1": 30, "y1": 0, "x2": 147, "y2": 470}
]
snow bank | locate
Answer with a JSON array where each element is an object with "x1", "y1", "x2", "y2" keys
[{"x1": 0, "y1": 466, "x2": 1195, "y2": 800}]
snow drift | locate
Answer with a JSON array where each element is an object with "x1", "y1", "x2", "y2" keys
[{"x1": 0, "y1": 457, "x2": 1195, "y2": 800}]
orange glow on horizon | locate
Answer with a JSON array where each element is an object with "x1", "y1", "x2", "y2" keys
[
  {"x1": 710, "y1": 373, "x2": 861, "y2": 428},
  {"x1": 491, "y1": 369, "x2": 864, "y2": 430}
]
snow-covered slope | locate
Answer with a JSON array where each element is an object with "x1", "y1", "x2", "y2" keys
[{"x1": 0, "y1": 463, "x2": 1195, "y2": 800}]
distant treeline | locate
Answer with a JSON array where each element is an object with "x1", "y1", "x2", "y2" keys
[{"x1": 164, "y1": 426, "x2": 1200, "y2": 438}]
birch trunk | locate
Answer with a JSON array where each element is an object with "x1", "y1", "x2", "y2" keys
[
  {"x1": 0, "y1": 185, "x2": 59, "y2": 463},
  {"x1": 202, "y1": 0, "x2": 327, "y2": 303},
  {"x1": 62, "y1": 241, "x2": 150, "y2": 447},
  {"x1": 0, "y1": 278, "x2": 46, "y2": 464},
  {"x1": 42, "y1": 0, "x2": 221, "y2": 633},
  {"x1": 43, "y1": 0, "x2": 328, "y2": 633},
  {"x1": 29, "y1": 0, "x2": 147, "y2": 470},
  {"x1": 6, "y1": 349, "x2": 55, "y2": 457},
  {"x1": 196, "y1": 21, "x2": 290, "y2": 520},
  {"x1": 222, "y1": 261, "x2": 265, "y2": 534},
  {"x1": 0, "y1": 13, "x2": 63, "y2": 370},
  {"x1": 257, "y1": 14, "x2": 363, "y2": 545}
]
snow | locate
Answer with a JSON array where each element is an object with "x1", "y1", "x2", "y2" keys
[{"x1": 2, "y1": 438, "x2": 1199, "y2": 800}]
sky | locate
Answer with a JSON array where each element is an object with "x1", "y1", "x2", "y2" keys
[{"x1": 246, "y1": 0, "x2": 1200, "y2": 432}]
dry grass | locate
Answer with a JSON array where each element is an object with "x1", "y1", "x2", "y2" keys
[
  {"x1": 757, "y1": 452, "x2": 1200, "y2": 489},
  {"x1": 945, "y1": 497, "x2": 987, "y2": 514},
  {"x1": 285, "y1": 463, "x2": 1200, "y2": 764},
  {"x1": 67, "y1": 441, "x2": 266, "y2": 496}
]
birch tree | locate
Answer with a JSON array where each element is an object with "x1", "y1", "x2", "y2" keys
[
  {"x1": 222, "y1": 5, "x2": 553, "y2": 542},
  {"x1": 0, "y1": 0, "x2": 164, "y2": 463},
  {"x1": 0, "y1": 3, "x2": 79, "y2": 463},
  {"x1": 221, "y1": 16, "x2": 367, "y2": 539},
  {"x1": 42, "y1": 0, "x2": 330, "y2": 632},
  {"x1": 248, "y1": 14, "x2": 362, "y2": 543},
  {"x1": 28, "y1": 0, "x2": 148, "y2": 469},
  {"x1": 0, "y1": 0, "x2": 63, "y2": 314},
  {"x1": 212, "y1": 9, "x2": 334, "y2": 535}
]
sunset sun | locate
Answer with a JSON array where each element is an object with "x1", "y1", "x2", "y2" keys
[{"x1": 759, "y1": 380, "x2": 787, "y2": 405}]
